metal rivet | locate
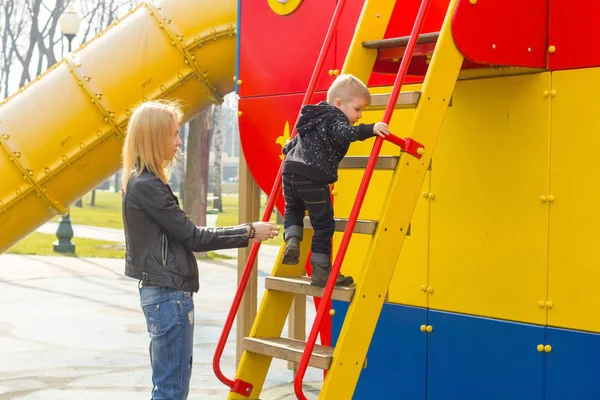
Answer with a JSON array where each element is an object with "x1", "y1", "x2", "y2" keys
[
  {"x1": 8, "y1": 157, "x2": 13, "y2": 162},
  {"x1": 79, "y1": 143, "x2": 85, "y2": 149},
  {"x1": 160, "y1": 85, "x2": 166, "y2": 91},
  {"x1": 2, "y1": 134, "x2": 8, "y2": 140},
  {"x1": 171, "y1": 41, "x2": 176, "y2": 46},
  {"x1": 90, "y1": 98, "x2": 95, "y2": 104},
  {"x1": 166, "y1": 19, "x2": 171, "y2": 24},
  {"x1": 237, "y1": 79, "x2": 243, "y2": 85},
  {"x1": 543, "y1": 90, "x2": 550, "y2": 98},
  {"x1": 470, "y1": 0, "x2": 477, "y2": 3},
  {"x1": 97, "y1": 131, "x2": 103, "y2": 137},
  {"x1": 538, "y1": 301, "x2": 545, "y2": 308},
  {"x1": 427, "y1": 287, "x2": 434, "y2": 294},
  {"x1": 85, "y1": 77, "x2": 91, "y2": 82},
  {"x1": 159, "y1": 24, "x2": 164, "y2": 29},
  {"x1": 177, "y1": 73, "x2": 183, "y2": 79},
  {"x1": 184, "y1": 59, "x2": 189, "y2": 64},
  {"x1": 376, "y1": 13, "x2": 380, "y2": 18},
  {"x1": 548, "y1": 45, "x2": 556, "y2": 53},
  {"x1": 550, "y1": 90, "x2": 557, "y2": 97},
  {"x1": 45, "y1": 168, "x2": 50, "y2": 174},
  {"x1": 14, "y1": 152, "x2": 20, "y2": 158},
  {"x1": 528, "y1": 48, "x2": 532, "y2": 52},
  {"x1": 103, "y1": 117, "x2": 108, "y2": 122},
  {"x1": 16, "y1": 189, "x2": 21, "y2": 195},
  {"x1": 62, "y1": 155, "x2": 68, "y2": 162},
  {"x1": 96, "y1": 93, "x2": 103, "y2": 99},
  {"x1": 420, "y1": 285, "x2": 427, "y2": 292},
  {"x1": 125, "y1": 109, "x2": 132, "y2": 116},
  {"x1": 149, "y1": 11, "x2": 154, "y2": 16},
  {"x1": 28, "y1": 170, "x2": 33, "y2": 176},
  {"x1": 237, "y1": 111, "x2": 242, "y2": 117},
  {"x1": 546, "y1": 301, "x2": 553, "y2": 309},
  {"x1": 178, "y1": 36, "x2": 183, "y2": 41},
  {"x1": 109, "y1": 112, "x2": 115, "y2": 118},
  {"x1": 78, "y1": 81, "x2": 83, "y2": 86},
  {"x1": 492, "y1": 44, "x2": 497, "y2": 49}
]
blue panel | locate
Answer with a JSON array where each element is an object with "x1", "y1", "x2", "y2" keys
[
  {"x1": 331, "y1": 301, "x2": 427, "y2": 400},
  {"x1": 546, "y1": 327, "x2": 600, "y2": 400},
  {"x1": 427, "y1": 311, "x2": 545, "y2": 400}
]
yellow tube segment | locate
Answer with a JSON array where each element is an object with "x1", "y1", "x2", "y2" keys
[{"x1": 0, "y1": 0, "x2": 237, "y2": 253}]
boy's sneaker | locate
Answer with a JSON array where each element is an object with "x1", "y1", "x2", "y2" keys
[
  {"x1": 282, "y1": 236, "x2": 300, "y2": 265},
  {"x1": 310, "y1": 262, "x2": 354, "y2": 287}
]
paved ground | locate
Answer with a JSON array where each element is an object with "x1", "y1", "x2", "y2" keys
[{"x1": 0, "y1": 239, "x2": 322, "y2": 399}]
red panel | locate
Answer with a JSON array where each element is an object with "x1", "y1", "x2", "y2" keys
[
  {"x1": 238, "y1": 92, "x2": 327, "y2": 215},
  {"x1": 549, "y1": 0, "x2": 600, "y2": 70},
  {"x1": 238, "y1": 0, "x2": 337, "y2": 98},
  {"x1": 385, "y1": 0, "x2": 450, "y2": 38},
  {"x1": 452, "y1": 0, "x2": 548, "y2": 68}
]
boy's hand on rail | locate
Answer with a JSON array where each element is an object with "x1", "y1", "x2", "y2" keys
[{"x1": 373, "y1": 122, "x2": 391, "y2": 138}]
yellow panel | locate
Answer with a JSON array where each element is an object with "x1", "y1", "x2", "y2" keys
[
  {"x1": 388, "y1": 171, "x2": 430, "y2": 307},
  {"x1": 548, "y1": 67, "x2": 600, "y2": 332},
  {"x1": 0, "y1": 0, "x2": 236, "y2": 254},
  {"x1": 333, "y1": 84, "x2": 428, "y2": 305},
  {"x1": 429, "y1": 73, "x2": 551, "y2": 325}
]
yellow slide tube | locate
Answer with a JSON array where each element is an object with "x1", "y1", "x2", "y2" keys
[{"x1": 0, "y1": 0, "x2": 237, "y2": 253}]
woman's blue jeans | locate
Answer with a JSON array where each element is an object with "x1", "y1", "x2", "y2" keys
[{"x1": 140, "y1": 286, "x2": 195, "y2": 400}]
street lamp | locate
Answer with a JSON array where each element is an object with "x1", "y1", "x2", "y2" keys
[
  {"x1": 54, "y1": 6, "x2": 81, "y2": 253},
  {"x1": 59, "y1": 6, "x2": 81, "y2": 53}
]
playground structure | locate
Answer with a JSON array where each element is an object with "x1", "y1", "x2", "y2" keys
[{"x1": 2, "y1": 0, "x2": 600, "y2": 399}]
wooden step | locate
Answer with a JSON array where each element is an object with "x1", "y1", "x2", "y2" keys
[
  {"x1": 362, "y1": 32, "x2": 440, "y2": 50},
  {"x1": 265, "y1": 276, "x2": 355, "y2": 302},
  {"x1": 303, "y1": 217, "x2": 377, "y2": 235},
  {"x1": 366, "y1": 91, "x2": 420, "y2": 110},
  {"x1": 243, "y1": 337, "x2": 333, "y2": 370},
  {"x1": 339, "y1": 155, "x2": 398, "y2": 170}
]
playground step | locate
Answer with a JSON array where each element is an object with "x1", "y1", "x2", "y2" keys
[
  {"x1": 366, "y1": 91, "x2": 420, "y2": 110},
  {"x1": 265, "y1": 276, "x2": 356, "y2": 302},
  {"x1": 340, "y1": 155, "x2": 398, "y2": 170},
  {"x1": 303, "y1": 217, "x2": 377, "y2": 235},
  {"x1": 242, "y1": 337, "x2": 333, "y2": 370},
  {"x1": 363, "y1": 32, "x2": 440, "y2": 50}
]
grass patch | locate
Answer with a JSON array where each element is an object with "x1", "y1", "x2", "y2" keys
[
  {"x1": 7, "y1": 232, "x2": 125, "y2": 258},
  {"x1": 53, "y1": 191, "x2": 124, "y2": 229}
]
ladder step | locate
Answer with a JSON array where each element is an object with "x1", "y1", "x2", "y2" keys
[
  {"x1": 265, "y1": 276, "x2": 355, "y2": 302},
  {"x1": 303, "y1": 217, "x2": 377, "y2": 234},
  {"x1": 339, "y1": 155, "x2": 398, "y2": 170},
  {"x1": 362, "y1": 32, "x2": 440, "y2": 50},
  {"x1": 243, "y1": 337, "x2": 333, "y2": 370},
  {"x1": 366, "y1": 91, "x2": 420, "y2": 110}
]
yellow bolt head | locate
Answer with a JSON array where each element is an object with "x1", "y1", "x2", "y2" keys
[
  {"x1": 420, "y1": 325, "x2": 427, "y2": 332},
  {"x1": 237, "y1": 111, "x2": 243, "y2": 117},
  {"x1": 537, "y1": 344, "x2": 544, "y2": 352},
  {"x1": 544, "y1": 345, "x2": 552, "y2": 352},
  {"x1": 237, "y1": 79, "x2": 243, "y2": 85},
  {"x1": 469, "y1": 0, "x2": 477, "y2": 3},
  {"x1": 329, "y1": 309, "x2": 335, "y2": 316},
  {"x1": 417, "y1": 147, "x2": 424, "y2": 155},
  {"x1": 548, "y1": 45, "x2": 556, "y2": 53},
  {"x1": 333, "y1": 69, "x2": 340, "y2": 76},
  {"x1": 426, "y1": 325, "x2": 433, "y2": 333}
]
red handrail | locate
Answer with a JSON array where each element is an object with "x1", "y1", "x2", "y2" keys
[
  {"x1": 293, "y1": 0, "x2": 433, "y2": 399},
  {"x1": 212, "y1": 0, "x2": 350, "y2": 396}
]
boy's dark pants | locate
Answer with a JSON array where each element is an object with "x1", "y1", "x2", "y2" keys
[{"x1": 282, "y1": 173, "x2": 334, "y2": 265}]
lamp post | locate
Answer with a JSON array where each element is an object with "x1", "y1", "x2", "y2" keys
[
  {"x1": 54, "y1": 6, "x2": 81, "y2": 254},
  {"x1": 59, "y1": 6, "x2": 81, "y2": 53}
]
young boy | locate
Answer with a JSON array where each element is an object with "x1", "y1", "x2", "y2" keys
[{"x1": 281, "y1": 73, "x2": 390, "y2": 287}]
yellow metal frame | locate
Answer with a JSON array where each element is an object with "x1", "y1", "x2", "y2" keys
[{"x1": 320, "y1": 0, "x2": 464, "y2": 397}]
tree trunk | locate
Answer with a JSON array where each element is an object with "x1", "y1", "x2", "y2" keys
[
  {"x1": 90, "y1": 189, "x2": 96, "y2": 206},
  {"x1": 184, "y1": 108, "x2": 212, "y2": 258},
  {"x1": 213, "y1": 105, "x2": 223, "y2": 212},
  {"x1": 114, "y1": 170, "x2": 121, "y2": 192}
]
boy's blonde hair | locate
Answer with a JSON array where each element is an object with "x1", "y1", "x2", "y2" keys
[
  {"x1": 122, "y1": 99, "x2": 183, "y2": 192},
  {"x1": 326, "y1": 73, "x2": 371, "y2": 104}
]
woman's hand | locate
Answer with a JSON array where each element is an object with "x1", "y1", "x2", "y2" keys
[{"x1": 247, "y1": 222, "x2": 280, "y2": 243}]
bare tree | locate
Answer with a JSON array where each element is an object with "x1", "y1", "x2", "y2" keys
[
  {"x1": 213, "y1": 105, "x2": 223, "y2": 212},
  {"x1": 184, "y1": 109, "x2": 213, "y2": 258},
  {"x1": 0, "y1": 0, "x2": 136, "y2": 99}
]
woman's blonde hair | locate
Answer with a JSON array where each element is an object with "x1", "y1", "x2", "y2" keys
[{"x1": 122, "y1": 99, "x2": 183, "y2": 192}]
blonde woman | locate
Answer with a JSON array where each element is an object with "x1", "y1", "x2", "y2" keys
[{"x1": 122, "y1": 100, "x2": 279, "y2": 399}]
